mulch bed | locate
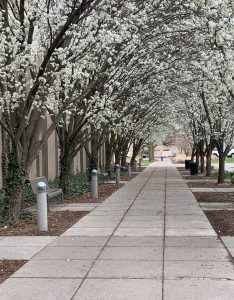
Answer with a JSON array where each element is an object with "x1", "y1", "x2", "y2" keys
[
  {"x1": 0, "y1": 260, "x2": 27, "y2": 284},
  {"x1": 194, "y1": 192, "x2": 234, "y2": 203},
  {"x1": 0, "y1": 211, "x2": 88, "y2": 236},
  {"x1": 1, "y1": 174, "x2": 138, "y2": 236},
  {"x1": 205, "y1": 211, "x2": 234, "y2": 236},
  {"x1": 121, "y1": 173, "x2": 138, "y2": 181},
  {"x1": 0, "y1": 172, "x2": 139, "y2": 284},
  {"x1": 62, "y1": 183, "x2": 125, "y2": 204},
  {"x1": 182, "y1": 175, "x2": 215, "y2": 181},
  {"x1": 187, "y1": 181, "x2": 233, "y2": 188}
]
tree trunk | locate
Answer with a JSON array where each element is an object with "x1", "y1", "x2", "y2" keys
[
  {"x1": 59, "y1": 151, "x2": 73, "y2": 194},
  {"x1": 206, "y1": 152, "x2": 212, "y2": 177},
  {"x1": 4, "y1": 150, "x2": 26, "y2": 221},
  {"x1": 88, "y1": 153, "x2": 98, "y2": 174},
  {"x1": 199, "y1": 141, "x2": 205, "y2": 173},
  {"x1": 195, "y1": 146, "x2": 200, "y2": 164},
  {"x1": 200, "y1": 152, "x2": 205, "y2": 173},
  {"x1": 130, "y1": 141, "x2": 143, "y2": 167},
  {"x1": 191, "y1": 145, "x2": 196, "y2": 161},
  {"x1": 105, "y1": 132, "x2": 115, "y2": 174},
  {"x1": 121, "y1": 150, "x2": 128, "y2": 167},
  {"x1": 105, "y1": 144, "x2": 113, "y2": 175},
  {"x1": 218, "y1": 154, "x2": 225, "y2": 184},
  {"x1": 115, "y1": 150, "x2": 121, "y2": 165},
  {"x1": 149, "y1": 145, "x2": 154, "y2": 162}
]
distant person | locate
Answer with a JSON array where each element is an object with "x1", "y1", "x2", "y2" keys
[{"x1": 160, "y1": 152, "x2": 163, "y2": 161}]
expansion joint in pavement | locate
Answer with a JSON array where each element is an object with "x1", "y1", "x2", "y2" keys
[
  {"x1": 71, "y1": 169, "x2": 157, "y2": 299},
  {"x1": 161, "y1": 164, "x2": 167, "y2": 300}
]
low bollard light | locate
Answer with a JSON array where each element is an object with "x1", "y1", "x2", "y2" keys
[
  {"x1": 115, "y1": 164, "x2": 120, "y2": 184},
  {"x1": 128, "y1": 163, "x2": 132, "y2": 177},
  {"x1": 37, "y1": 181, "x2": 48, "y2": 232},
  {"x1": 91, "y1": 169, "x2": 98, "y2": 199}
]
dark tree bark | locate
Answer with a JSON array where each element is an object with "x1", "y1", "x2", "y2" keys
[
  {"x1": 216, "y1": 141, "x2": 232, "y2": 184},
  {"x1": 199, "y1": 140, "x2": 205, "y2": 173},
  {"x1": 105, "y1": 132, "x2": 115, "y2": 174},
  {"x1": 206, "y1": 149, "x2": 212, "y2": 177},
  {"x1": 218, "y1": 153, "x2": 226, "y2": 184},
  {"x1": 130, "y1": 140, "x2": 144, "y2": 167}
]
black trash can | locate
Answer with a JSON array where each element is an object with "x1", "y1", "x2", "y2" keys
[
  {"x1": 190, "y1": 162, "x2": 199, "y2": 175},
  {"x1": 185, "y1": 160, "x2": 192, "y2": 170}
]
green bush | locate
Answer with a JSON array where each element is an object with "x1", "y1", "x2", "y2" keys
[
  {"x1": 0, "y1": 191, "x2": 7, "y2": 225},
  {"x1": 98, "y1": 167, "x2": 116, "y2": 182},
  {"x1": 19, "y1": 209, "x2": 34, "y2": 220},
  {"x1": 23, "y1": 184, "x2": 35, "y2": 203},
  {"x1": 68, "y1": 173, "x2": 90, "y2": 195}
]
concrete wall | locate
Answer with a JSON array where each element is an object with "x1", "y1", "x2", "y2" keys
[{"x1": 0, "y1": 119, "x2": 106, "y2": 187}]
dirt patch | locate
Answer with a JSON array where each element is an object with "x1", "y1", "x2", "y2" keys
[
  {"x1": 121, "y1": 173, "x2": 138, "y2": 181},
  {"x1": 0, "y1": 180, "x2": 132, "y2": 236},
  {"x1": 188, "y1": 182, "x2": 233, "y2": 188},
  {"x1": 0, "y1": 260, "x2": 27, "y2": 284},
  {"x1": 205, "y1": 211, "x2": 234, "y2": 236},
  {"x1": 194, "y1": 192, "x2": 234, "y2": 203},
  {"x1": 0, "y1": 211, "x2": 88, "y2": 236},
  {"x1": 183, "y1": 175, "x2": 215, "y2": 181},
  {"x1": 63, "y1": 183, "x2": 125, "y2": 204}
]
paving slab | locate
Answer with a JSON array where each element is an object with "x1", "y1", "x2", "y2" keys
[
  {"x1": 87, "y1": 259, "x2": 162, "y2": 279},
  {"x1": 166, "y1": 221, "x2": 213, "y2": 229},
  {"x1": 0, "y1": 278, "x2": 82, "y2": 300},
  {"x1": 165, "y1": 247, "x2": 230, "y2": 261},
  {"x1": 107, "y1": 236, "x2": 163, "y2": 247},
  {"x1": 62, "y1": 227, "x2": 114, "y2": 236},
  {"x1": 48, "y1": 236, "x2": 109, "y2": 247},
  {"x1": 214, "y1": 188, "x2": 234, "y2": 192},
  {"x1": 12, "y1": 259, "x2": 93, "y2": 278},
  {"x1": 200, "y1": 202, "x2": 234, "y2": 211},
  {"x1": 221, "y1": 236, "x2": 234, "y2": 247},
  {"x1": 114, "y1": 227, "x2": 163, "y2": 236},
  {"x1": 166, "y1": 228, "x2": 216, "y2": 236},
  {"x1": 73, "y1": 279, "x2": 162, "y2": 300},
  {"x1": 190, "y1": 188, "x2": 216, "y2": 192},
  {"x1": 100, "y1": 246, "x2": 163, "y2": 260},
  {"x1": 0, "y1": 246, "x2": 47, "y2": 260},
  {"x1": 72, "y1": 220, "x2": 119, "y2": 228},
  {"x1": 0, "y1": 236, "x2": 57, "y2": 260},
  {"x1": 164, "y1": 279, "x2": 234, "y2": 300},
  {"x1": 165, "y1": 237, "x2": 223, "y2": 248},
  {"x1": 32, "y1": 246, "x2": 102, "y2": 260},
  {"x1": 221, "y1": 236, "x2": 234, "y2": 257},
  {"x1": 165, "y1": 260, "x2": 234, "y2": 279},
  {"x1": 0, "y1": 236, "x2": 57, "y2": 247},
  {"x1": 119, "y1": 221, "x2": 163, "y2": 228},
  {"x1": 1, "y1": 161, "x2": 233, "y2": 299}
]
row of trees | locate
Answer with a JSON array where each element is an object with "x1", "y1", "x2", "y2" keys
[
  {"x1": 0, "y1": 0, "x2": 195, "y2": 219},
  {"x1": 173, "y1": 0, "x2": 234, "y2": 183},
  {"x1": 1, "y1": 0, "x2": 233, "y2": 219}
]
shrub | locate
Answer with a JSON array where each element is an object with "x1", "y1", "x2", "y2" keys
[
  {"x1": 68, "y1": 173, "x2": 90, "y2": 195},
  {"x1": 19, "y1": 209, "x2": 34, "y2": 220},
  {"x1": 0, "y1": 191, "x2": 7, "y2": 225}
]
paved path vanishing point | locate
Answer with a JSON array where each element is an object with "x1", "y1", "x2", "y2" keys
[{"x1": 0, "y1": 161, "x2": 233, "y2": 299}]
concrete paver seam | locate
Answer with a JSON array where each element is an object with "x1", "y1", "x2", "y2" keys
[{"x1": 71, "y1": 168, "x2": 157, "y2": 300}]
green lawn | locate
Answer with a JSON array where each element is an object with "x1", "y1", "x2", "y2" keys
[
  {"x1": 141, "y1": 159, "x2": 150, "y2": 167},
  {"x1": 212, "y1": 157, "x2": 234, "y2": 164}
]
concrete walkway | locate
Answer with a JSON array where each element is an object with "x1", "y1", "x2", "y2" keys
[
  {"x1": 0, "y1": 236, "x2": 57, "y2": 260},
  {"x1": 0, "y1": 161, "x2": 233, "y2": 299}
]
